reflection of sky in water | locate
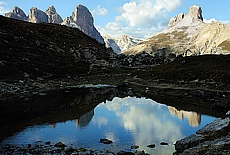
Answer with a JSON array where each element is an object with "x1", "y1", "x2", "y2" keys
[{"x1": 1, "y1": 97, "x2": 216, "y2": 154}]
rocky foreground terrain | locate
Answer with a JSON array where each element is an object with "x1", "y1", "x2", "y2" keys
[{"x1": 0, "y1": 13, "x2": 230, "y2": 154}]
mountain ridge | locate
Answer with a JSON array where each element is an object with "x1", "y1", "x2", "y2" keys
[
  {"x1": 5, "y1": 5, "x2": 104, "y2": 44},
  {"x1": 124, "y1": 5, "x2": 230, "y2": 56},
  {"x1": 103, "y1": 34, "x2": 142, "y2": 54}
]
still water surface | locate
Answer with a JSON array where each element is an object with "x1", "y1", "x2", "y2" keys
[{"x1": 1, "y1": 96, "x2": 216, "y2": 154}]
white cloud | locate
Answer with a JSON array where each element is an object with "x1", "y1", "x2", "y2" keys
[
  {"x1": 204, "y1": 18, "x2": 217, "y2": 23},
  {"x1": 220, "y1": 20, "x2": 230, "y2": 25},
  {"x1": 0, "y1": 1, "x2": 10, "y2": 15},
  {"x1": 98, "y1": 0, "x2": 182, "y2": 39},
  {"x1": 92, "y1": 5, "x2": 108, "y2": 16},
  {"x1": 204, "y1": 18, "x2": 230, "y2": 25}
]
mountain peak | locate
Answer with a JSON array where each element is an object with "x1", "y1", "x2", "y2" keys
[
  {"x1": 28, "y1": 7, "x2": 48, "y2": 23},
  {"x1": 167, "y1": 5, "x2": 203, "y2": 29},
  {"x1": 188, "y1": 5, "x2": 203, "y2": 21},
  {"x1": 46, "y1": 6, "x2": 57, "y2": 14},
  {"x1": 5, "y1": 5, "x2": 103, "y2": 44},
  {"x1": 5, "y1": 6, "x2": 27, "y2": 21},
  {"x1": 103, "y1": 35, "x2": 142, "y2": 54},
  {"x1": 62, "y1": 4, "x2": 104, "y2": 44},
  {"x1": 46, "y1": 6, "x2": 63, "y2": 24}
]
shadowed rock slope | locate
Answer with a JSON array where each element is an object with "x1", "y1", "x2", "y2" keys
[{"x1": 0, "y1": 15, "x2": 110, "y2": 80}]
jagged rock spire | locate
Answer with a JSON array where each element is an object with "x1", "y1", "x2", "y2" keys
[
  {"x1": 167, "y1": 5, "x2": 203, "y2": 29},
  {"x1": 5, "y1": 6, "x2": 27, "y2": 21},
  {"x1": 46, "y1": 6, "x2": 63, "y2": 24},
  {"x1": 62, "y1": 4, "x2": 104, "y2": 44}
]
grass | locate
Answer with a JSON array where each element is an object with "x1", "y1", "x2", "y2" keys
[
  {"x1": 219, "y1": 40, "x2": 230, "y2": 51},
  {"x1": 136, "y1": 55, "x2": 230, "y2": 84},
  {"x1": 0, "y1": 15, "x2": 109, "y2": 80}
]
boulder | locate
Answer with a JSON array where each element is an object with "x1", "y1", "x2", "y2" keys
[
  {"x1": 196, "y1": 117, "x2": 230, "y2": 134},
  {"x1": 54, "y1": 142, "x2": 66, "y2": 148}
]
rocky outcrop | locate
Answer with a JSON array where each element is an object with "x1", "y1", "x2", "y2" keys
[
  {"x1": 174, "y1": 113, "x2": 230, "y2": 155},
  {"x1": 62, "y1": 17, "x2": 80, "y2": 29},
  {"x1": 62, "y1": 5, "x2": 104, "y2": 44},
  {"x1": 5, "y1": 6, "x2": 27, "y2": 21},
  {"x1": 28, "y1": 7, "x2": 48, "y2": 23},
  {"x1": 45, "y1": 6, "x2": 63, "y2": 24},
  {"x1": 167, "y1": 13, "x2": 185, "y2": 29},
  {"x1": 6, "y1": 6, "x2": 63, "y2": 24},
  {"x1": 168, "y1": 5, "x2": 203, "y2": 29},
  {"x1": 188, "y1": 5, "x2": 203, "y2": 21},
  {"x1": 103, "y1": 35, "x2": 142, "y2": 54}
]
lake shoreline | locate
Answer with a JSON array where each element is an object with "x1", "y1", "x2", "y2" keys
[{"x1": 0, "y1": 74, "x2": 229, "y2": 154}]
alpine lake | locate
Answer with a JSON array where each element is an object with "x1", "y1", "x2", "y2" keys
[{"x1": 0, "y1": 84, "x2": 216, "y2": 154}]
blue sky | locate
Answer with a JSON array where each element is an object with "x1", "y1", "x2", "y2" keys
[{"x1": 0, "y1": 0, "x2": 229, "y2": 39}]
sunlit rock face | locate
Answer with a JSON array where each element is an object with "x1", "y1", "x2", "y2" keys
[
  {"x1": 188, "y1": 5, "x2": 203, "y2": 21},
  {"x1": 167, "y1": 13, "x2": 185, "y2": 29},
  {"x1": 45, "y1": 6, "x2": 63, "y2": 24},
  {"x1": 5, "y1": 5, "x2": 103, "y2": 44},
  {"x1": 103, "y1": 35, "x2": 143, "y2": 54},
  {"x1": 168, "y1": 106, "x2": 201, "y2": 127},
  {"x1": 62, "y1": 5, "x2": 104, "y2": 44},
  {"x1": 5, "y1": 6, "x2": 27, "y2": 21},
  {"x1": 28, "y1": 7, "x2": 48, "y2": 23},
  {"x1": 124, "y1": 5, "x2": 230, "y2": 56}
]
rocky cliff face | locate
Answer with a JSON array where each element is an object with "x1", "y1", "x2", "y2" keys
[
  {"x1": 188, "y1": 5, "x2": 203, "y2": 21},
  {"x1": 167, "y1": 13, "x2": 185, "y2": 29},
  {"x1": 5, "y1": 6, "x2": 27, "y2": 21},
  {"x1": 168, "y1": 5, "x2": 203, "y2": 29},
  {"x1": 5, "y1": 5, "x2": 103, "y2": 44},
  {"x1": 62, "y1": 5, "x2": 104, "y2": 44},
  {"x1": 6, "y1": 6, "x2": 63, "y2": 24},
  {"x1": 124, "y1": 5, "x2": 230, "y2": 56},
  {"x1": 28, "y1": 7, "x2": 48, "y2": 23},
  {"x1": 46, "y1": 6, "x2": 63, "y2": 24},
  {"x1": 103, "y1": 35, "x2": 142, "y2": 54}
]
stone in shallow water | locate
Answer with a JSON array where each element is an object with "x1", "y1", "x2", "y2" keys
[
  {"x1": 147, "y1": 144, "x2": 156, "y2": 148},
  {"x1": 160, "y1": 142, "x2": 168, "y2": 146},
  {"x1": 99, "y1": 138, "x2": 113, "y2": 144},
  {"x1": 131, "y1": 145, "x2": 139, "y2": 149},
  {"x1": 54, "y1": 142, "x2": 66, "y2": 148},
  {"x1": 117, "y1": 150, "x2": 135, "y2": 155}
]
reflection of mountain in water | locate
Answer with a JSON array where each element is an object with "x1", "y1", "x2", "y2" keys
[
  {"x1": 75, "y1": 110, "x2": 94, "y2": 128},
  {"x1": 168, "y1": 106, "x2": 201, "y2": 127}
]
